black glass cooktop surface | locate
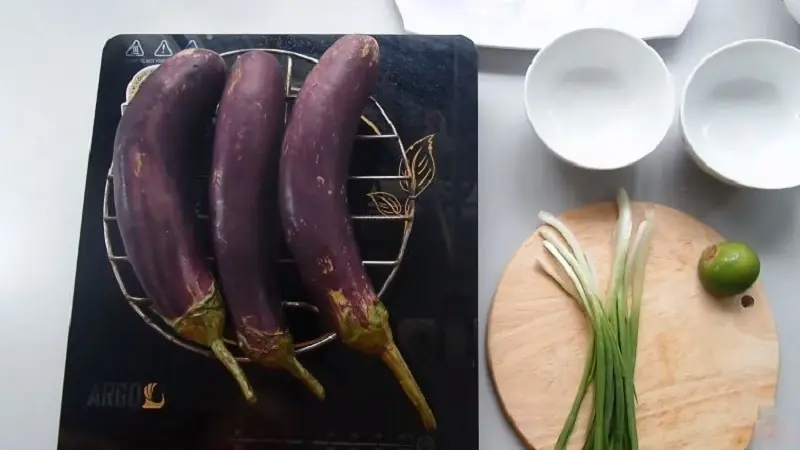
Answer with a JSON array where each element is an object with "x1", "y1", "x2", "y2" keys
[{"x1": 58, "y1": 34, "x2": 478, "y2": 450}]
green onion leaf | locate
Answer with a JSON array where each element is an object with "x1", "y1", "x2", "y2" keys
[{"x1": 537, "y1": 189, "x2": 654, "y2": 450}]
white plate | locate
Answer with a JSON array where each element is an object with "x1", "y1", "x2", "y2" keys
[{"x1": 394, "y1": 0, "x2": 700, "y2": 50}]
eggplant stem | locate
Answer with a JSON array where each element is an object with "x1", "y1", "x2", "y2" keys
[
  {"x1": 173, "y1": 285, "x2": 256, "y2": 404},
  {"x1": 210, "y1": 339, "x2": 255, "y2": 403},
  {"x1": 381, "y1": 343, "x2": 437, "y2": 430},
  {"x1": 283, "y1": 356, "x2": 325, "y2": 400}
]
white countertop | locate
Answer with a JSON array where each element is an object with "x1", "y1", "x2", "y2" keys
[{"x1": 2, "y1": 0, "x2": 799, "y2": 448}]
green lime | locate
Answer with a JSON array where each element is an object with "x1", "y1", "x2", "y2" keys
[{"x1": 697, "y1": 241, "x2": 760, "y2": 298}]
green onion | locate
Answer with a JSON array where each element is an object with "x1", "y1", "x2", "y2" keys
[{"x1": 537, "y1": 189, "x2": 655, "y2": 450}]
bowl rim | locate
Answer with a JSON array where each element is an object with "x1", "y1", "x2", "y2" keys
[
  {"x1": 523, "y1": 27, "x2": 675, "y2": 171},
  {"x1": 680, "y1": 38, "x2": 800, "y2": 190}
]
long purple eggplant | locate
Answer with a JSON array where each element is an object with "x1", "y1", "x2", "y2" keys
[
  {"x1": 112, "y1": 48, "x2": 254, "y2": 403},
  {"x1": 279, "y1": 35, "x2": 436, "y2": 430},
  {"x1": 210, "y1": 51, "x2": 325, "y2": 400}
]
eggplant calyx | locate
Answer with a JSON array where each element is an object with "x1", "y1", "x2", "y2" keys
[
  {"x1": 238, "y1": 327, "x2": 325, "y2": 400},
  {"x1": 172, "y1": 284, "x2": 256, "y2": 403},
  {"x1": 329, "y1": 291, "x2": 392, "y2": 354}
]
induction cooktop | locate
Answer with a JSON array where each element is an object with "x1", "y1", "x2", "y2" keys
[{"x1": 58, "y1": 34, "x2": 478, "y2": 450}]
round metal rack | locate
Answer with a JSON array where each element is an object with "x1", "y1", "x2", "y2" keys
[{"x1": 103, "y1": 47, "x2": 422, "y2": 362}]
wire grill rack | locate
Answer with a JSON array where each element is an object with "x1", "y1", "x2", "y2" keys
[{"x1": 102, "y1": 47, "x2": 417, "y2": 361}]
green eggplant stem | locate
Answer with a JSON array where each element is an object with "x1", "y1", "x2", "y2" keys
[
  {"x1": 283, "y1": 355, "x2": 325, "y2": 400},
  {"x1": 331, "y1": 294, "x2": 436, "y2": 430},
  {"x1": 210, "y1": 339, "x2": 256, "y2": 403},
  {"x1": 381, "y1": 343, "x2": 437, "y2": 431},
  {"x1": 172, "y1": 284, "x2": 256, "y2": 404}
]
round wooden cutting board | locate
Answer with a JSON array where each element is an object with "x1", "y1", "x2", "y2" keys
[{"x1": 487, "y1": 202, "x2": 779, "y2": 450}]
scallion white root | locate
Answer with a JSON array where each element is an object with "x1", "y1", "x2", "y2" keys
[
  {"x1": 538, "y1": 189, "x2": 655, "y2": 450},
  {"x1": 537, "y1": 260, "x2": 580, "y2": 302},
  {"x1": 539, "y1": 211, "x2": 598, "y2": 293}
]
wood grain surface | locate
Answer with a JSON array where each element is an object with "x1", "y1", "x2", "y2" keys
[{"x1": 487, "y1": 202, "x2": 779, "y2": 450}]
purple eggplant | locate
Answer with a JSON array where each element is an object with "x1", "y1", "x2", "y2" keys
[
  {"x1": 279, "y1": 35, "x2": 436, "y2": 429},
  {"x1": 112, "y1": 48, "x2": 254, "y2": 403},
  {"x1": 210, "y1": 51, "x2": 324, "y2": 400}
]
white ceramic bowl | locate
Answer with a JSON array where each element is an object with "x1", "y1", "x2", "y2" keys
[
  {"x1": 784, "y1": 0, "x2": 800, "y2": 28},
  {"x1": 681, "y1": 39, "x2": 800, "y2": 189},
  {"x1": 524, "y1": 28, "x2": 674, "y2": 170}
]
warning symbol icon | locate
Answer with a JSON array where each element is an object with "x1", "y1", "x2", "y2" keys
[
  {"x1": 185, "y1": 40, "x2": 198, "y2": 50},
  {"x1": 125, "y1": 40, "x2": 145, "y2": 57},
  {"x1": 154, "y1": 40, "x2": 173, "y2": 58}
]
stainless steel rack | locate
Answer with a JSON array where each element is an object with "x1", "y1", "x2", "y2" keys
[{"x1": 103, "y1": 47, "x2": 420, "y2": 360}]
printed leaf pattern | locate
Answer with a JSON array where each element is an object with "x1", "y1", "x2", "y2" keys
[
  {"x1": 399, "y1": 134, "x2": 436, "y2": 197},
  {"x1": 404, "y1": 197, "x2": 415, "y2": 216},
  {"x1": 366, "y1": 133, "x2": 437, "y2": 219},
  {"x1": 368, "y1": 192, "x2": 403, "y2": 217},
  {"x1": 403, "y1": 197, "x2": 415, "y2": 234},
  {"x1": 361, "y1": 115, "x2": 381, "y2": 135}
]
